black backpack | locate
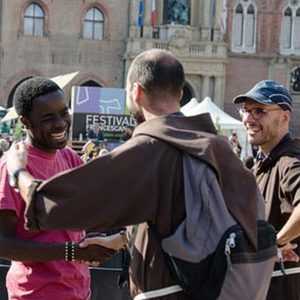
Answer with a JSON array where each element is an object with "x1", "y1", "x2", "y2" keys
[{"x1": 149, "y1": 154, "x2": 277, "y2": 300}]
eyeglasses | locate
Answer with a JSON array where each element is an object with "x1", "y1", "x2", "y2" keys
[{"x1": 239, "y1": 108, "x2": 282, "y2": 120}]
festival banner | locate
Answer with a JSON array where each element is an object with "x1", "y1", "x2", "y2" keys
[{"x1": 71, "y1": 86, "x2": 135, "y2": 141}]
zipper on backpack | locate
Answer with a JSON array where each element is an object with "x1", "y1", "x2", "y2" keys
[{"x1": 225, "y1": 233, "x2": 236, "y2": 272}]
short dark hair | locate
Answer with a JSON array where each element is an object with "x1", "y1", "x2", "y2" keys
[
  {"x1": 128, "y1": 49, "x2": 185, "y2": 102},
  {"x1": 13, "y1": 77, "x2": 63, "y2": 117}
]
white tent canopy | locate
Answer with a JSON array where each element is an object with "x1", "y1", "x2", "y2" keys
[
  {"x1": 183, "y1": 97, "x2": 245, "y2": 130},
  {"x1": 180, "y1": 97, "x2": 199, "y2": 115},
  {"x1": 182, "y1": 97, "x2": 252, "y2": 158}
]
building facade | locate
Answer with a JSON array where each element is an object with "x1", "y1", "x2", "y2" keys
[
  {"x1": 225, "y1": 0, "x2": 300, "y2": 134},
  {"x1": 1, "y1": 0, "x2": 300, "y2": 134},
  {"x1": 0, "y1": 0, "x2": 130, "y2": 107}
]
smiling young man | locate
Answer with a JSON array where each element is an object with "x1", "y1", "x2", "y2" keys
[
  {"x1": 234, "y1": 80, "x2": 300, "y2": 300},
  {"x1": 0, "y1": 77, "x2": 116, "y2": 299}
]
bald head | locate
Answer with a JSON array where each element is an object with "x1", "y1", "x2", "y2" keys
[{"x1": 127, "y1": 49, "x2": 185, "y2": 103}]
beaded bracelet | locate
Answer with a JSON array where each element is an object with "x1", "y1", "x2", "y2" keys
[{"x1": 64, "y1": 242, "x2": 75, "y2": 261}]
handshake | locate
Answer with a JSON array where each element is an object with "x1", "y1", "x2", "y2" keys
[{"x1": 72, "y1": 231, "x2": 127, "y2": 266}]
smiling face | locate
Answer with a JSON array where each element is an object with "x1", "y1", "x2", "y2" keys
[
  {"x1": 22, "y1": 90, "x2": 71, "y2": 152},
  {"x1": 242, "y1": 99, "x2": 290, "y2": 154}
]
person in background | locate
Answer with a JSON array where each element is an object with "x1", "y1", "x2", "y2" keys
[
  {"x1": 0, "y1": 138, "x2": 10, "y2": 152},
  {"x1": 234, "y1": 79, "x2": 300, "y2": 300},
  {"x1": 0, "y1": 77, "x2": 121, "y2": 300},
  {"x1": 88, "y1": 122, "x2": 104, "y2": 142},
  {"x1": 229, "y1": 132, "x2": 242, "y2": 158},
  {"x1": 81, "y1": 140, "x2": 98, "y2": 163}
]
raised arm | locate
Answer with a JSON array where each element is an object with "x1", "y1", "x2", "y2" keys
[{"x1": 6, "y1": 138, "x2": 159, "y2": 232}]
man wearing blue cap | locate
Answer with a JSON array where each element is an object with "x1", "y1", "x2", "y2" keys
[{"x1": 234, "y1": 80, "x2": 300, "y2": 300}]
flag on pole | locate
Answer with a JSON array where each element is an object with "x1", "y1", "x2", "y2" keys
[
  {"x1": 220, "y1": 0, "x2": 227, "y2": 35},
  {"x1": 151, "y1": 0, "x2": 156, "y2": 27},
  {"x1": 138, "y1": 0, "x2": 144, "y2": 27}
]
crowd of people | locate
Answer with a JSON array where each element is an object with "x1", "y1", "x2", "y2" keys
[{"x1": 0, "y1": 49, "x2": 299, "y2": 300}]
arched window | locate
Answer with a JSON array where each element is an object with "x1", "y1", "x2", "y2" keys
[
  {"x1": 83, "y1": 7, "x2": 104, "y2": 40},
  {"x1": 24, "y1": 3, "x2": 45, "y2": 36},
  {"x1": 282, "y1": 7, "x2": 293, "y2": 49},
  {"x1": 80, "y1": 80, "x2": 102, "y2": 87},
  {"x1": 291, "y1": 66, "x2": 300, "y2": 93},
  {"x1": 232, "y1": 1, "x2": 257, "y2": 53},
  {"x1": 232, "y1": 4, "x2": 243, "y2": 47},
  {"x1": 244, "y1": 5, "x2": 255, "y2": 47},
  {"x1": 294, "y1": 8, "x2": 300, "y2": 49},
  {"x1": 281, "y1": 1, "x2": 300, "y2": 54}
]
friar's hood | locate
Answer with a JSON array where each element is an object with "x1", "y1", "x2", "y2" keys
[{"x1": 134, "y1": 113, "x2": 263, "y2": 248}]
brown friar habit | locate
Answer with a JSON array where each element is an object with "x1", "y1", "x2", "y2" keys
[
  {"x1": 254, "y1": 137, "x2": 300, "y2": 300},
  {"x1": 24, "y1": 113, "x2": 263, "y2": 300}
]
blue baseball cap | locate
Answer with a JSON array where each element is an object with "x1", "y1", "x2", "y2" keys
[{"x1": 233, "y1": 80, "x2": 293, "y2": 112}]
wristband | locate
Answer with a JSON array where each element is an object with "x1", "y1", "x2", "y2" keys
[{"x1": 64, "y1": 242, "x2": 75, "y2": 261}]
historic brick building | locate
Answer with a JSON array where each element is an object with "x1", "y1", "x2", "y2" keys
[
  {"x1": 1, "y1": 0, "x2": 300, "y2": 134},
  {"x1": 0, "y1": 0, "x2": 129, "y2": 107},
  {"x1": 225, "y1": 0, "x2": 300, "y2": 134}
]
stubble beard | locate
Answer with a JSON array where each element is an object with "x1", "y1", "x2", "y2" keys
[{"x1": 130, "y1": 109, "x2": 145, "y2": 125}]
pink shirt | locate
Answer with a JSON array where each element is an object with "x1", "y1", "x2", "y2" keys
[{"x1": 0, "y1": 145, "x2": 90, "y2": 300}]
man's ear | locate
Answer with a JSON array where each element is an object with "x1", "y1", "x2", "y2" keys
[
  {"x1": 282, "y1": 110, "x2": 291, "y2": 123},
  {"x1": 132, "y1": 82, "x2": 143, "y2": 106},
  {"x1": 180, "y1": 89, "x2": 183, "y2": 100},
  {"x1": 20, "y1": 116, "x2": 30, "y2": 129}
]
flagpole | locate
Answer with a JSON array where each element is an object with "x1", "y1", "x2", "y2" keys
[{"x1": 138, "y1": 0, "x2": 144, "y2": 38}]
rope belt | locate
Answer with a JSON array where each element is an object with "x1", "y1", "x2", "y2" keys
[
  {"x1": 272, "y1": 267, "x2": 300, "y2": 277},
  {"x1": 134, "y1": 285, "x2": 183, "y2": 300},
  {"x1": 133, "y1": 267, "x2": 300, "y2": 300}
]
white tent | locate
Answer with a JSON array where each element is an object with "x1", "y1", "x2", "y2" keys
[
  {"x1": 180, "y1": 97, "x2": 199, "y2": 115},
  {"x1": 182, "y1": 97, "x2": 252, "y2": 158}
]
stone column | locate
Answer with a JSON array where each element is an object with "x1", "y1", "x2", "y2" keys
[
  {"x1": 141, "y1": 0, "x2": 153, "y2": 38},
  {"x1": 202, "y1": 76, "x2": 210, "y2": 99},
  {"x1": 129, "y1": 0, "x2": 140, "y2": 37},
  {"x1": 214, "y1": 76, "x2": 223, "y2": 108}
]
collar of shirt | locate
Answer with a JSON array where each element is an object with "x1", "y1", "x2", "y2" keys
[
  {"x1": 169, "y1": 111, "x2": 184, "y2": 117},
  {"x1": 256, "y1": 133, "x2": 291, "y2": 162}
]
